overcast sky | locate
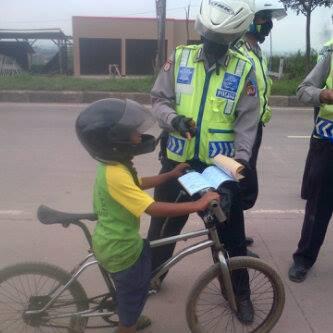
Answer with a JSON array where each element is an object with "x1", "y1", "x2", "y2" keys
[{"x1": 1, "y1": 0, "x2": 332, "y2": 54}]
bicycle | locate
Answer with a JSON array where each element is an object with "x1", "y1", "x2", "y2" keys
[{"x1": 0, "y1": 191, "x2": 285, "y2": 333}]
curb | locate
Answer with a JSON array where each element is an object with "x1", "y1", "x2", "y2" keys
[{"x1": 0, "y1": 91, "x2": 307, "y2": 107}]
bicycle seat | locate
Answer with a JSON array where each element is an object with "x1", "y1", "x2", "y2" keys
[{"x1": 37, "y1": 205, "x2": 97, "y2": 225}]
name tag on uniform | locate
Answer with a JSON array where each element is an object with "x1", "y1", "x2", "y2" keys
[
  {"x1": 177, "y1": 67, "x2": 194, "y2": 84},
  {"x1": 216, "y1": 73, "x2": 241, "y2": 101}
]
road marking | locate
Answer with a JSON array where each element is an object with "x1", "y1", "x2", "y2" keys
[
  {"x1": 247, "y1": 209, "x2": 304, "y2": 215},
  {"x1": 287, "y1": 136, "x2": 311, "y2": 139},
  {"x1": 0, "y1": 210, "x2": 24, "y2": 216}
]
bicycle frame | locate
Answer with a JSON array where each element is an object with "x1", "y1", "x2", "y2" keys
[{"x1": 25, "y1": 222, "x2": 238, "y2": 320}]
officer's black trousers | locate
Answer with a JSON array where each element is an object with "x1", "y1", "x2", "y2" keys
[
  {"x1": 293, "y1": 138, "x2": 333, "y2": 268},
  {"x1": 147, "y1": 158, "x2": 249, "y2": 296},
  {"x1": 239, "y1": 123, "x2": 263, "y2": 210}
]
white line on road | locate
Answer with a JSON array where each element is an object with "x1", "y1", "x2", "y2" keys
[
  {"x1": 0, "y1": 209, "x2": 305, "y2": 216},
  {"x1": 0, "y1": 210, "x2": 25, "y2": 216},
  {"x1": 247, "y1": 209, "x2": 304, "y2": 214},
  {"x1": 287, "y1": 136, "x2": 311, "y2": 139}
]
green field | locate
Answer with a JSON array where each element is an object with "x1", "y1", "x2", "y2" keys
[
  {"x1": 0, "y1": 74, "x2": 155, "y2": 92},
  {"x1": 0, "y1": 74, "x2": 302, "y2": 96}
]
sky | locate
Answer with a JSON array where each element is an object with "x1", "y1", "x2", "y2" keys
[{"x1": 1, "y1": 0, "x2": 332, "y2": 55}]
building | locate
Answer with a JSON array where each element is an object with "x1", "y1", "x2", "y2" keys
[
  {"x1": 0, "y1": 29, "x2": 71, "y2": 74},
  {"x1": 72, "y1": 16, "x2": 200, "y2": 76}
]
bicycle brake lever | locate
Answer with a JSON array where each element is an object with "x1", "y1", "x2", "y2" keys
[{"x1": 209, "y1": 200, "x2": 227, "y2": 223}]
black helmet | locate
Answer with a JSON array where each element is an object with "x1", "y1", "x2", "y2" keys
[{"x1": 76, "y1": 98, "x2": 156, "y2": 163}]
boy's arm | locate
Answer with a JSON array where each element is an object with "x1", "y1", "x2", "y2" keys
[
  {"x1": 145, "y1": 192, "x2": 220, "y2": 217},
  {"x1": 140, "y1": 163, "x2": 189, "y2": 190}
]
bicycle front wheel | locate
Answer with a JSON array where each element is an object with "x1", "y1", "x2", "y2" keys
[
  {"x1": 186, "y1": 257, "x2": 285, "y2": 333},
  {"x1": 0, "y1": 262, "x2": 89, "y2": 333}
]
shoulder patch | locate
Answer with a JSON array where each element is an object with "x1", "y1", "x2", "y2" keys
[
  {"x1": 163, "y1": 59, "x2": 173, "y2": 72},
  {"x1": 245, "y1": 79, "x2": 257, "y2": 97}
]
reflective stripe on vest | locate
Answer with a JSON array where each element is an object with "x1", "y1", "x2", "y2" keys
[
  {"x1": 316, "y1": 53, "x2": 333, "y2": 139},
  {"x1": 167, "y1": 44, "x2": 252, "y2": 165},
  {"x1": 317, "y1": 39, "x2": 333, "y2": 63},
  {"x1": 237, "y1": 42, "x2": 272, "y2": 124}
]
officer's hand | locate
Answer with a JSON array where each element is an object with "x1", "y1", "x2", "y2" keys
[
  {"x1": 171, "y1": 115, "x2": 196, "y2": 139},
  {"x1": 320, "y1": 89, "x2": 333, "y2": 104},
  {"x1": 170, "y1": 163, "x2": 190, "y2": 178}
]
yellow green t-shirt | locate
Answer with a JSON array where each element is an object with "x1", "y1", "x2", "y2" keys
[{"x1": 92, "y1": 163, "x2": 154, "y2": 273}]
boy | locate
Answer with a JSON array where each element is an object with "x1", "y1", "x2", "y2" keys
[{"x1": 76, "y1": 98, "x2": 220, "y2": 333}]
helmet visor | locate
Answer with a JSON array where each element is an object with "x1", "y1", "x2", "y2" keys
[
  {"x1": 118, "y1": 99, "x2": 155, "y2": 134},
  {"x1": 256, "y1": 9, "x2": 287, "y2": 20}
]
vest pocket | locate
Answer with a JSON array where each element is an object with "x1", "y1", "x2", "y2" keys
[
  {"x1": 207, "y1": 127, "x2": 235, "y2": 159},
  {"x1": 209, "y1": 97, "x2": 236, "y2": 121},
  {"x1": 166, "y1": 133, "x2": 188, "y2": 161}
]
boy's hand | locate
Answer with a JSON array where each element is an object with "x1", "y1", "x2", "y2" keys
[
  {"x1": 196, "y1": 192, "x2": 221, "y2": 211},
  {"x1": 170, "y1": 163, "x2": 190, "y2": 178}
]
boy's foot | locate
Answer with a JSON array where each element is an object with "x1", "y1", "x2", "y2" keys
[
  {"x1": 136, "y1": 315, "x2": 152, "y2": 330},
  {"x1": 148, "y1": 279, "x2": 162, "y2": 296}
]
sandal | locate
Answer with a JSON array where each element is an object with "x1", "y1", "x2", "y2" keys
[{"x1": 136, "y1": 315, "x2": 152, "y2": 330}]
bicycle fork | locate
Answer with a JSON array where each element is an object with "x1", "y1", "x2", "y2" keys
[{"x1": 209, "y1": 228, "x2": 238, "y2": 313}]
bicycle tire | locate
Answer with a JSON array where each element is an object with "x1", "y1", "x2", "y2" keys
[
  {"x1": 186, "y1": 257, "x2": 285, "y2": 333},
  {"x1": 0, "y1": 262, "x2": 89, "y2": 333}
]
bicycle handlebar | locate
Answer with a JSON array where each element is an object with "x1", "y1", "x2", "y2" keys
[{"x1": 209, "y1": 199, "x2": 227, "y2": 223}]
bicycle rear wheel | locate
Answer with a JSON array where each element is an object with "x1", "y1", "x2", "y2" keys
[
  {"x1": 186, "y1": 257, "x2": 285, "y2": 333},
  {"x1": 0, "y1": 262, "x2": 89, "y2": 333}
]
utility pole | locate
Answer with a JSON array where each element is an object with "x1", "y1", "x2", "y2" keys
[
  {"x1": 185, "y1": 4, "x2": 191, "y2": 45},
  {"x1": 155, "y1": 0, "x2": 167, "y2": 73}
]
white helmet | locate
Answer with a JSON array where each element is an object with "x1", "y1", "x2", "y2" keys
[
  {"x1": 254, "y1": 0, "x2": 287, "y2": 20},
  {"x1": 195, "y1": 0, "x2": 255, "y2": 45}
]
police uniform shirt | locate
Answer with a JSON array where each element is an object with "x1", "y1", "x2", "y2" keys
[
  {"x1": 151, "y1": 47, "x2": 260, "y2": 162},
  {"x1": 297, "y1": 52, "x2": 332, "y2": 106}
]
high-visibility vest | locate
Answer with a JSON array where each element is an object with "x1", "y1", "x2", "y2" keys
[
  {"x1": 166, "y1": 44, "x2": 252, "y2": 165},
  {"x1": 316, "y1": 53, "x2": 333, "y2": 140},
  {"x1": 317, "y1": 39, "x2": 333, "y2": 63},
  {"x1": 236, "y1": 40, "x2": 272, "y2": 124}
]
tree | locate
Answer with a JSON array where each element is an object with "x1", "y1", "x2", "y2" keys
[{"x1": 280, "y1": 0, "x2": 331, "y2": 70}]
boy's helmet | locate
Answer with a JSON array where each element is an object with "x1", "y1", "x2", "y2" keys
[
  {"x1": 195, "y1": 0, "x2": 255, "y2": 45},
  {"x1": 76, "y1": 98, "x2": 156, "y2": 162}
]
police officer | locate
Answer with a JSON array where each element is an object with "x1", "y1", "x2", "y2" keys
[
  {"x1": 148, "y1": 0, "x2": 259, "y2": 323},
  {"x1": 234, "y1": 0, "x2": 287, "y2": 211},
  {"x1": 301, "y1": 37, "x2": 333, "y2": 201},
  {"x1": 288, "y1": 45, "x2": 333, "y2": 282}
]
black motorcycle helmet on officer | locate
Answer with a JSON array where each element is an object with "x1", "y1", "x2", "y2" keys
[{"x1": 76, "y1": 98, "x2": 156, "y2": 163}]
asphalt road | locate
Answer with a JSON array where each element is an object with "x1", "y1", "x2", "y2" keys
[{"x1": 0, "y1": 103, "x2": 332, "y2": 333}]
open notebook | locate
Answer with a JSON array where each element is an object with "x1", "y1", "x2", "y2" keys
[{"x1": 178, "y1": 154, "x2": 244, "y2": 196}]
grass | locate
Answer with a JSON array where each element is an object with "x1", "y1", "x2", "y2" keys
[
  {"x1": 0, "y1": 74, "x2": 155, "y2": 92},
  {"x1": 0, "y1": 73, "x2": 301, "y2": 96},
  {"x1": 271, "y1": 77, "x2": 303, "y2": 96}
]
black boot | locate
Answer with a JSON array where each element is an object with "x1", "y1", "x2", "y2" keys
[
  {"x1": 236, "y1": 297, "x2": 254, "y2": 324},
  {"x1": 288, "y1": 262, "x2": 309, "y2": 283},
  {"x1": 245, "y1": 236, "x2": 254, "y2": 247}
]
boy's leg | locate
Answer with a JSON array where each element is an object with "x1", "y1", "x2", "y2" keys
[{"x1": 111, "y1": 241, "x2": 152, "y2": 331}]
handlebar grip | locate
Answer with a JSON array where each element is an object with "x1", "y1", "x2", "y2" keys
[{"x1": 209, "y1": 200, "x2": 227, "y2": 223}]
